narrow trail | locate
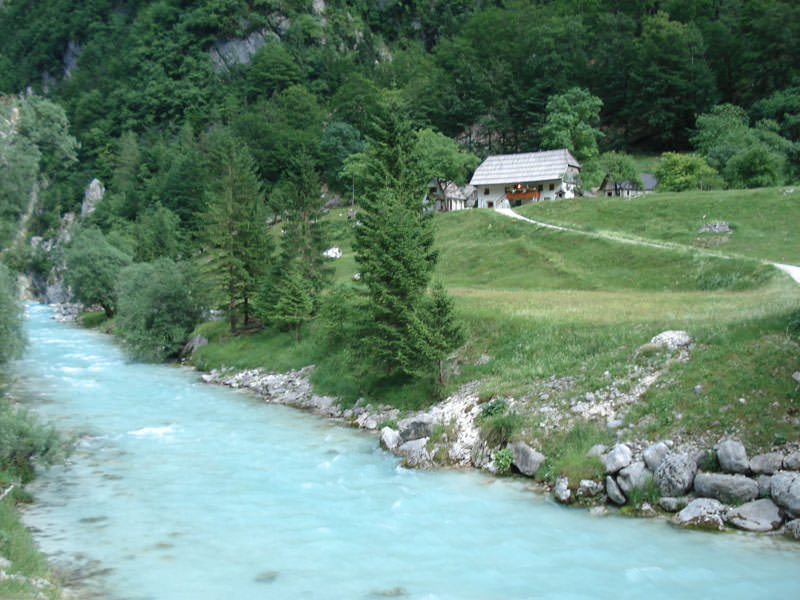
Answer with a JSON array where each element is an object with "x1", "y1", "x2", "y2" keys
[{"x1": 495, "y1": 207, "x2": 800, "y2": 285}]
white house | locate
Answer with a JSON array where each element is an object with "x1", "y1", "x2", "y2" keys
[
  {"x1": 425, "y1": 179, "x2": 476, "y2": 212},
  {"x1": 469, "y1": 149, "x2": 581, "y2": 209}
]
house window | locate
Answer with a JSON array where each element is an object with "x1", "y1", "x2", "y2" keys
[
  {"x1": 549, "y1": 183, "x2": 555, "y2": 191},
  {"x1": 484, "y1": 188, "x2": 490, "y2": 195},
  {"x1": 537, "y1": 184, "x2": 543, "y2": 191}
]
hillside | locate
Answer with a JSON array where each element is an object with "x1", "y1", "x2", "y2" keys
[{"x1": 192, "y1": 192, "x2": 800, "y2": 451}]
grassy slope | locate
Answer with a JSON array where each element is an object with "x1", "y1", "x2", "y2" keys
[
  {"x1": 193, "y1": 193, "x2": 800, "y2": 449},
  {"x1": 517, "y1": 186, "x2": 800, "y2": 264}
]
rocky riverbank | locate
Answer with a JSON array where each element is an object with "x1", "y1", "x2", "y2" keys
[{"x1": 200, "y1": 354, "x2": 800, "y2": 543}]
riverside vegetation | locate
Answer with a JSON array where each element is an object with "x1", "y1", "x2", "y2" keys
[{"x1": 0, "y1": 265, "x2": 66, "y2": 599}]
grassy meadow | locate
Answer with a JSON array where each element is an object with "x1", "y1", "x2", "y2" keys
[
  {"x1": 517, "y1": 186, "x2": 800, "y2": 264},
  {"x1": 192, "y1": 190, "x2": 800, "y2": 450}
]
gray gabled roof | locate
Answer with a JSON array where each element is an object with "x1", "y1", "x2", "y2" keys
[{"x1": 469, "y1": 149, "x2": 581, "y2": 186}]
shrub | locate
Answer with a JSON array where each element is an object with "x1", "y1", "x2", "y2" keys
[
  {"x1": 115, "y1": 258, "x2": 198, "y2": 361},
  {"x1": 0, "y1": 404, "x2": 63, "y2": 483},
  {"x1": 494, "y1": 447, "x2": 513, "y2": 474},
  {"x1": 539, "y1": 421, "x2": 612, "y2": 483}
]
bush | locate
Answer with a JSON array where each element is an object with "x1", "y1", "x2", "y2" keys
[
  {"x1": 494, "y1": 447, "x2": 513, "y2": 474},
  {"x1": 539, "y1": 421, "x2": 612, "y2": 483},
  {"x1": 0, "y1": 404, "x2": 62, "y2": 483},
  {"x1": 115, "y1": 258, "x2": 198, "y2": 361},
  {"x1": 655, "y1": 152, "x2": 722, "y2": 191}
]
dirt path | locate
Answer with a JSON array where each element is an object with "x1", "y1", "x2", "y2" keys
[{"x1": 496, "y1": 207, "x2": 800, "y2": 284}]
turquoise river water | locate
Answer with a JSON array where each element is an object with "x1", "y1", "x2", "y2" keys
[{"x1": 11, "y1": 304, "x2": 800, "y2": 599}]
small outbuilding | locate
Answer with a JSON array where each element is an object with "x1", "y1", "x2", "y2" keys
[{"x1": 469, "y1": 149, "x2": 581, "y2": 209}]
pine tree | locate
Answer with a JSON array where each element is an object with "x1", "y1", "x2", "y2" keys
[
  {"x1": 267, "y1": 264, "x2": 314, "y2": 341},
  {"x1": 203, "y1": 128, "x2": 272, "y2": 333},
  {"x1": 351, "y1": 97, "x2": 441, "y2": 378}
]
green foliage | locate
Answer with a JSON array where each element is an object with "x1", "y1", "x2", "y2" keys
[
  {"x1": 115, "y1": 258, "x2": 198, "y2": 361},
  {"x1": 493, "y1": 447, "x2": 513, "y2": 474},
  {"x1": 134, "y1": 203, "x2": 182, "y2": 262},
  {"x1": 202, "y1": 128, "x2": 273, "y2": 332},
  {"x1": 723, "y1": 144, "x2": 785, "y2": 189},
  {"x1": 0, "y1": 265, "x2": 24, "y2": 365},
  {"x1": 0, "y1": 403, "x2": 63, "y2": 484},
  {"x1": 539, "y1": 421, "x2": 611, "y2": 483},
  {"x1": 595, "y1": 151, "x2": 642, "y2": 191},
  {"x1": 64, "y1": 227, "x2": 133, "y2": 317},
  {"x1": 625, "y1": 478, "x2": 661, "y2": 507},
  {"x1": 477, "y1": 399, "x2": 521, "y2": 447},
  {"x1": 655, "y1": 152, "x2": 721, "y2": 192},
  {"x1": 319, "y1": 121, "x2": 366, "y2": 191},
  {"x1": 263, "y1": 264, "x2": 314, "y2": 341},
  {"x1": 541, "y1": 87, "x2": 603, "y2": 165}
]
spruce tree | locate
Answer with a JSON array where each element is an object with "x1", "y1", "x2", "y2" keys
[{"x1": 203, "y1": 128, "x2": 272, "y2": 333}]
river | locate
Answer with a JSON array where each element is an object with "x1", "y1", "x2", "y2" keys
[{"x1": 12, "y1": 304, "x2": 800, "y2": 599}]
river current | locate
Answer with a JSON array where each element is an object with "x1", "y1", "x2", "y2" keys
[{"x1": 12, "y1": 304, "x2": 800, "y2": 599}]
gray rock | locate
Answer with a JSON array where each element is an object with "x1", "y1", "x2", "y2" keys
[
  {"x1": 181, "y1": 334, "x2": 208, "y2": 357},
  {"x1": 585, "y1": 444, "x2": 607, "y2": 459},
  {"x1": 785, "y1": 519, "x2": 800, "y2": 540},
  {"x1": 750, "y1": 452, "x2": 783, "y2": 475},
  {"x1": 770, "y1": 471, "x2": 800, "y2": 517},
  {"x1": 793, "y1": 371, "x2": 800, "y2": 384},
  {"x1": 554, "y1": 476, "x2": 571, "y2": 503},
  {"x1": 379, "y1": 427, "x2": 401, "y2": 451},
  {"x1": 396, "y1": 438, "x2": 431, "y2": 468},
  {"x1": 605, "y1": 476, "x2": 626, "y2": 505},
  {"x1": 655, "y1": 453, "x2": 697, "y2": 496},
  {"x1": 643, "y1": 442, "x2": 669, "y2": 471},
  {"x1": 616, "y1": 461, "x2": 653, "y2": 496},
  {"x1": 757, "y1": 474, "x2": 773, "y2": 498},
  {"x1": 81, "y1": 178, "x2": 104, "y2": 217},
  {"x1": 650, "y1": 330, "x2": 692, "y2": 350},
  {"x1": 639, "y1": 502, "x2": 657, "y2": 517},
  {"x1": 658, "y1": 497, "x2": 686, "y2": 513},
  {"x1": 209, "y1": 28, "x2": 274, "y2": 72},
  {"x1": 716, "y1": 439, "x2": 748, "y2": 473},
  {"x1": 694, "y1": 472, "x2": 759, "y2": 503},
  {"x1": 725, "y1": 499, "x2": 783, "y2": 532},
  {"x1": 784, "y1": 452, "x2": 800, "y2": 471},
  {"x1": 508, "y1": 441, "x2": 545, "y2": 477},
  {"x1": 603, "y1": 443, "x2": 632, "y2": 474},
  {"x1": 698, "y1": 221, "x2": 731, "y2": 234},
  {"x1": 0, "y1": 556, "x2": 10, "y2": 569},
  {"x1": 398, "y1": 414, "x2": 435, "y2": 441},
  {"x1": 674, "y1": 498, "x2": 727, "y2": 531},
  {"x1": 577, "y1": 479, "x2": 604, "y2": 498}
]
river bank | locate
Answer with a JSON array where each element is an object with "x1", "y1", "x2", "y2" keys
[{"x1": 200, "y1": 357, "x2": 800, "y2": 541}]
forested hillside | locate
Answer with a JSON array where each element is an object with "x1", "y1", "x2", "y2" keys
[{"x1": 1, "y1": 0, "x2": 799, "y2": 390}]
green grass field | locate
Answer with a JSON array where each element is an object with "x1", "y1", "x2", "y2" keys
[
  {"x1": 517, "y1": 186, "x2": 800, "y2": 264},
  {"x1": 192, "y1": 190, "x2": 800, "y2": 450}
]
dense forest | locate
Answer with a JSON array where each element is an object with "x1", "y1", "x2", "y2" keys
[{"x1": 1, "y1": 0, "x2": 799, "y2": 384}]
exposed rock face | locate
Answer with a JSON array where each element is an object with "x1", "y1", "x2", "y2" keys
[
  {"x1": 658, "y1": 497, "x2": 685, "y2": 513},
  {"x1": 655, "y1": 453, "x2": 697, "y2": 496},
  {"x1": 785, "y1": 519, "x2": 800, "y2": 541},
  {"x1": 643, "y1": 441, "x2": 669, "y2": 471},
  {"x1": 577, "y1": 479, "x2": 604, "y2": 499},
  {"x1": 784, "y1": 452, "x2": 800, "y2": 471},
  {"x1": 716, "y1": 440, "x2": 748, "y2": 473},
  {"x1": 379, "y1": 427, "x2": 401, "y2": 451},
  {"x1": 554, "y1": 476, "x2": 571, "y2": 503},
  {"x1": 605, "y1": 476, "x2": 626, "y2": 505},
  {"x1": 757, "y1": 475, "x2": 773, "y2": 498},
  {"x1": 649, "y1": 330, "x2": 692, "y2": 350},
  {"x1": 674, "y1": 498, "x2": 727, "y2": 531},
  {"x1": 81, "y1": 179, "x2": 104, "y2": 217},
  {"x1": 603, "y1": 444, "x2": 632, "y2": 474},
  {"x1": 63, "y1": 40, "x2": 81, "y2": 79},
  {"x1": 397, "y1": 414, "x2": 435, "y2": 442},
  {"x1": 181, "y1": 334, "x2": 208, "y2": 357},
  {"x1": 509, "y1": 441, "x2": 545, "y2": 477},
  {"x1": 694, "y1": 472, "x2": 758, "y2": 503},
  {"x1": 750, "y1": 452, "x2": 783, "y2": 474},
  {"x1": 396, "y1": 438, "x2": 430, "y2": 468},
  {"x1": 770, "y1": 471, "x2": 800, "y2": 517},
  {"x1": 725, "y1": 499, "x2": 783, "y2": 532},
  {"x1": 209, "y1": 29, "x2": 276, "y2": 72},
  {"x1": 616, "y1": 461, "x2": 653, "y2": 496}
]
